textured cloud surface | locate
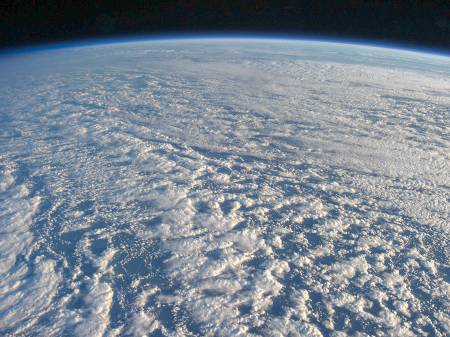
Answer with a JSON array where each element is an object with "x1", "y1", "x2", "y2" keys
[{"x1": 0, "y1": 39, "x2": 449, "y2": 336}]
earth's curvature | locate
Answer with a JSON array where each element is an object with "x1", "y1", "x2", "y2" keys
[{"x1": 0, "y1": 38, "x2": 449, "y2": 337}]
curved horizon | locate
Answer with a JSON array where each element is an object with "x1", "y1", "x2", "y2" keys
[{"x1": 1, "y1": 32, "x2": 450, "y2": 59}]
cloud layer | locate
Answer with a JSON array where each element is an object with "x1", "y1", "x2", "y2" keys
[{"x1": 0, "y1": 40, "x2": 449, "y2": 336}]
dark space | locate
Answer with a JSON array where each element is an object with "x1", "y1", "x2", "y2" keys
[{"x1": 1, "y1": 1, "x2": 449, "y2": 52}]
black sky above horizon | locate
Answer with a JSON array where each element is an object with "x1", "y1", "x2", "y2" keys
[{"x1": 1, "y1": 1, "x2": 450, "y2": 52}]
